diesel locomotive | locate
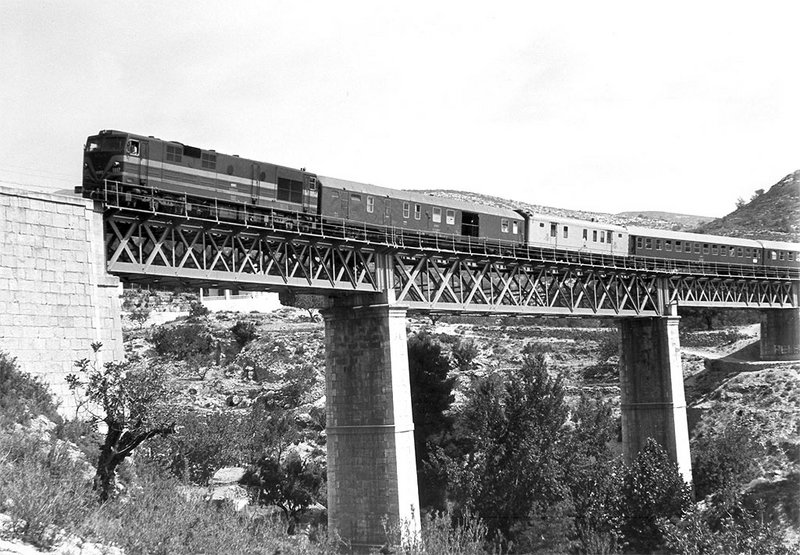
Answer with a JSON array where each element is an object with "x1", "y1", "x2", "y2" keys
[{"x1": 80, "y1": 129, "x2": 800, "y2": 273}]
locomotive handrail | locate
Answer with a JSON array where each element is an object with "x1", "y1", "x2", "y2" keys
[{"x1": 94, "y1": 179, "x2": 799, "y2": 282}]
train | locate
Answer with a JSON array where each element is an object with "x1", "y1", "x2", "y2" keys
[{"x1": 80, "y1": 129, "x2": 800, "y2": 272}]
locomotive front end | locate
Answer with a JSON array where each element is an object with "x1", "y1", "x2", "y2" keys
[{"x1": 80, "y1": 130, "x2": 133, "y2": 198}]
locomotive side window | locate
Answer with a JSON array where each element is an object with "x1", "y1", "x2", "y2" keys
[
  {"x1": 86, "y1": 140, "x2": 100, "y2": 152},
  {"x1": 201, "y1": 152, "x2": 216, "y2": 169},
  {"x1": 366, "y1": 196, "x2": 374, "y2": 213},
  {"x1": 126, "y1": 140, "x2": 140, "y2": 156},
  {"x1": 166, "y1": 145, "x2": 182, "y2": 163},
  {"x1": 277, "y1": 177, "x2": 303, "y2": 203},
  {"x1": 446, "y1": 210, "x2": 455, "y2": 225},
  {"x1": 414, "y1": 204, "x2": 421, "y2": 220},
  {"x1": 403, "y1": 202, "x2": 410, "y2": 219},
  {"x1": 432, "y1": 207, "x2": 441, "y2": 223}
]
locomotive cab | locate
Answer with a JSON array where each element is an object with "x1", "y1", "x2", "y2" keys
[{"x1": 81, "y1": 130, "x2": 131, "y2": 197}]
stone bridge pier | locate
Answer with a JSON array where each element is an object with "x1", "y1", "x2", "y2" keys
[
  {"x1": 321, "y1": 294, "x2": 420, "y2": 552},
  {"x1": 619, "y1": 316, "x2": 693, "y2": 484},
  {"x1": 760, "y1": 308, "x2": 800, "y2": 361}
]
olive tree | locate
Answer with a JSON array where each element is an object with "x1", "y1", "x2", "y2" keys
[{"x1": 67, "y1": 343, "x2": 175, "y2": 502}]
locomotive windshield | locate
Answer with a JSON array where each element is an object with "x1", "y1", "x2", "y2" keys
[{"x1": 85, "y1": 136, "x2": 126, "y2": 153}]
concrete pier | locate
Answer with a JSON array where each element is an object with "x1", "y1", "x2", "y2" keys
[
  {"x1": 619, "y1": 316, "x2": 692, "y2": 484},
  {"x1": 322, "y1": 297, "x2": 420, "y2": 552},
  {"x1": 760, "y1": 309, "x2": 800, "y2": 361}
]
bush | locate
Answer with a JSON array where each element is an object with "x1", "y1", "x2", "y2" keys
[
  {"x1": 231, "y1": 320, "x2": 258, "y2": 348},
  {"x1": 0, "y1": 351, "x2": 60, "y2": 426},
  {"x1": 83, "y1": 461, "x2": 332, "y2": 554},
  {"x1": 0, "y1": 430, "x2": 94, "y2": 548},
  {"x1": 188, "y1": 300, "x2": 210, "y2": 318},
  {"x1": 150, "y1": 323, "x2": 216, "y2": 359}
]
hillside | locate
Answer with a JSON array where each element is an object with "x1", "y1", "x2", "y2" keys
[
  {"x1": 693, "y1": 170, "x2": 800, "y2": 242},
  {"x1": 420, "y1": 170, "x2": 800, "y2": 240}
]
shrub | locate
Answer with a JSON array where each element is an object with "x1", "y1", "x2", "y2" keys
[
  {"x1": 231, "y1": 320, "x2": 258, "y2": 348},
  {"x1": 0, "y1": 430, "x2": 94, "y2": 548},
  {"x1": 150, "y1": 323, "x2": 216, "y2": 359},
  {"x1": 83, "y1": 461, "x2": 332, "y2": 554},
  {"x1": 0, "y1": 351, "x2": 60, "y2": 426},
  {"x1": 188, "y1": 300, "x2": 210, "y2": 318}
]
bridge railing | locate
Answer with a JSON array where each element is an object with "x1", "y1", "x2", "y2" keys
[{"x1": 91, "y1": 180, "x2": 799, "y2": 282}]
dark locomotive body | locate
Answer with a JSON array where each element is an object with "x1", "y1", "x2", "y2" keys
[{"x1": 81, "y1": 130, "x2": 800, "y2": 273}]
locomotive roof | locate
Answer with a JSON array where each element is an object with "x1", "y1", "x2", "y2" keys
[
  {"x1": 317, "y1": 176, "x2": 524, "y2": 219},
  {"x1": 626, "y1": 226, "x2": 763, "y2": 247}
]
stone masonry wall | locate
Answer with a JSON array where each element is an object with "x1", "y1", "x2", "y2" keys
[{"x1": 0, "y1": 185, "x2": 123, "y2": 414}]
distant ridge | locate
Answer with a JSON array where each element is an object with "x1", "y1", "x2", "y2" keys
[
  {"x1": 615, "y1": 211, "x2": 714, "y2": 229},
  {"x1": 693, "y1": 170, "x2": 800, "y2": 242}
]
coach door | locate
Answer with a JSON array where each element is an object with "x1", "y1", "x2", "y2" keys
[
  {"x1": 383, "y1": 197, "x2": 392, "y2": 226},
  {"x1": 340, "y1": 192, "x2": 350, "y2": 219},
  {"x1": 251, "y1": 164, "x2": 262, "y2": 205}
]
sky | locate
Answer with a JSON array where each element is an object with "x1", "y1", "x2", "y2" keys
[{"x1": 1, "y1": 1, "x2": 798, "y2": 218}]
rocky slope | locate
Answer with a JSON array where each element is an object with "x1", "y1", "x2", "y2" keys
[{"x1": 693, "y1": 170, "x2": 800, "y2": 242}]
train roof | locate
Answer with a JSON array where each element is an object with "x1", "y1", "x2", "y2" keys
[
  {"x1": 626, "y1": 226, "x2": 763, "y2": 247},
  {"x1": 522, "y1": 211, "x2": 628, "y2": 232},
  {"x1": 758, "y1": 238, "x2": 800, "y2": 251},
  {"x1": 317, "y1": 176, "x2": 524, "y2": 219}
]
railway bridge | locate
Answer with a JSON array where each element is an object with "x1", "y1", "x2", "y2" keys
[{"x1": 2, "y1": 184, "x2": 799, "y2": 552}]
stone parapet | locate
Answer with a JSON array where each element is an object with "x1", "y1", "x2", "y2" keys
[{"x1": 0, "y1": 186, "x2": 123, "y2": 414}]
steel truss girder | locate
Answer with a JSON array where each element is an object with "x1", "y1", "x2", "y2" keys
[
  {"x1": 390, "y1": 252, "x2": 666, "y2": 316},
  {"x1": 667, "y1": 275, "x2": 796, "y2": 308},
  {"x1": 105, "y1": 215, "x2": 381, "y2": 292},
  {"x1": 104, "y1": 213, "x2": 799, "y2": 314}
]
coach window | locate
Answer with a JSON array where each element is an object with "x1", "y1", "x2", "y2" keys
[
  {"x1": 550, "y1": 223, "x2": 557, "y2": 237},
  {"x1": 600, "y1": 232, "x2": 605, "y2": 243},
  {"x1": 403, "y1": 202, "x2": 410, "y2": 219},
  {"x1": 414, "y1": 204, "x2": 421, "y2": 220},
  {"x1": 607, "y1": 231, "x2": 613, "y2": 243},
  {"x1": 675, "y1": 241, "x2": 682, "y2": 252},
  {"x1": 645, "y1": 238, "x2": 652, "y2": 249},
  {"x1": 711, "y1": 245, "x2": 718, "y2": 256},
  {"x1": 665, "y1": 240, "x2": 672, "y2": 251},
  {"x1": 703, "y1": 244, "x2": 709, "y2": 254},
  {"x1": 366, "y1": 196, "x2": 374, "y2": 213},
  {"x1": 512, "y1": 221, "x2": 519, "y2": 234},
  {"x1": 720, "y1": 247, "x2": 726, "y2": 256},
  {"x1": 789, "y1": 252, "x2": 795, "y2": 261},
  {"x1": 432, "y1": 207, "x2": 441, "y2": 223},
  {"x1": 594, "y1": 230, "x2": 599, "y2": 242},
  {"x1": 583, "y1": 229, "x2": 589, "y2": 240},
  {"x1": 729, "y1": 247, "x2": 736, "y2": 257},
  {"x1": 744, "y1": 248, "x2": 751, "y2": 259},
  {"x1": 501, "y1": 219, "x2": 509, "y2": 233},
  {"x1": 563, "y1": 226, "x2": 569, "y2": 239},
  {"x1": 350, "y1": 194, "x2": 361, "y2": 203},
  {"x1": 694, "y1": 243, "x2": 701, "y2": 254},
  {"x1": 446, "y1": 209, "x2": 455, "y2": 225},
  {"x1": 636, "y1": 237, "x2": 643, "y2": 249},
  {"x1": 737, "y1": 247, "x2": 743, "y2": 257},
  {"x1": 654, "y1": 239, "x2": 660, "y2": 250},
  {"x1": 779, "y1": 252, "x2": 785, "y2": 261},
  {"x1": 771, "y1": 251, "x2": 777, "y2": 260}
]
